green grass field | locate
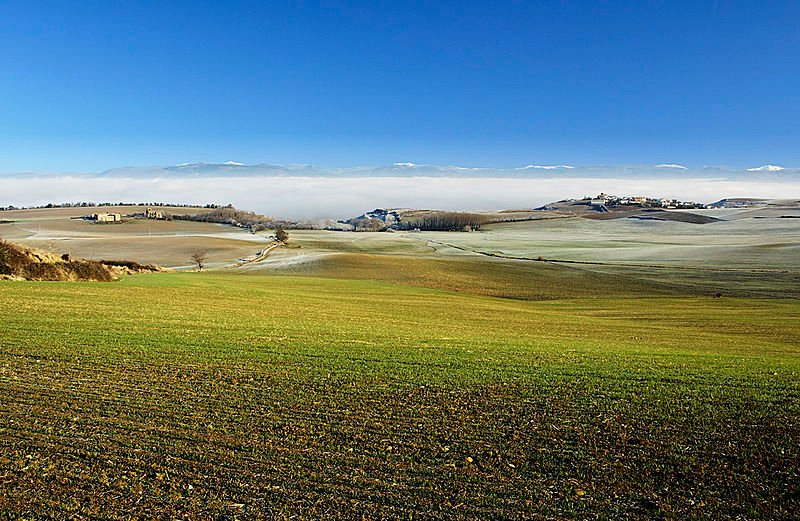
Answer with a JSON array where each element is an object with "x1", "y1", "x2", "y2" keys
[{"x1": 1, "y1": 271, "x2": 798, "y2": 519}]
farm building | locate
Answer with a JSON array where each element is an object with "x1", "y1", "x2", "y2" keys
[
  {"x1": 87, "y1": 212, "x2": 122, "y2": 223},
  {"x1": 145, "y1": 207, "x2": 164, "y2": 219}
]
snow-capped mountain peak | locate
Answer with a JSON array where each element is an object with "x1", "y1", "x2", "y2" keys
[{"x1": 518, "y1": 165, "x2": 575, "y2": 170}]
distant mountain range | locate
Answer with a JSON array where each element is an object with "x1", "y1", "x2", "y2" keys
[{"x1": 3, "y1": 162, "x2": 800, "y2": 180}]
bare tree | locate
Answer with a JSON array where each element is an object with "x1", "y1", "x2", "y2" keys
[
  {"x1": 275, "y1": 226, "x2": 289, "y2": 243},
  {"x1": 191, "y1": 251, "x2": 208, "y2": 271}
]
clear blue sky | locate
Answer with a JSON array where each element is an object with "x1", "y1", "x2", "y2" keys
[{"x1": 0, "y1": 1, "x2": 798, "y2": 172}]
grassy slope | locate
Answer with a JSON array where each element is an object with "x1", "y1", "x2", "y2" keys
[
  {"x1": 283, "y1": 252, "x2": 699, "y2": 300},
  {"x1": 263, "y1": 222, "x2": 800, "y2": 299},
  {"x1": 1, "y1": 272, "x2": 798, "y2": 519}
]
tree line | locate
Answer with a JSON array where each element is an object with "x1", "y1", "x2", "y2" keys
[
  {"x1": 171, "y1": 207, "x2": 303, "y2": 231},
  {"x1": 398, "y1": 212, "x2": 492, "y2": 231}
]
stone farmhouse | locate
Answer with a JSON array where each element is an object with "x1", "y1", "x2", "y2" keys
[{"x1": 87, "y1": 212, "x2": 122, "y2": 223}]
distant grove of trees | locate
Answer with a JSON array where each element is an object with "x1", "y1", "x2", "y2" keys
[
  {"x1": 349, "y1": 211, "x2": 493, "y2": 232},
  {"x1": 399, "y1": 212, "x2": 492, "y2": 232},
  {"x1": 350, "y1": 217, "x2": 386, "y2": 232},
  {"x1": 171, "y1": 207, "x2": 306, "y2": 231}
]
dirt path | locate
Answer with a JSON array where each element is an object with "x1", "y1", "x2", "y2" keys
[{"x1": 227, "y1": 241, "x2": 281, "y2": 268}]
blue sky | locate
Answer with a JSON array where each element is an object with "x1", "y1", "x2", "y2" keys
[{"x1": 0, "y1": 1, "x2": 798, "y2": 172}]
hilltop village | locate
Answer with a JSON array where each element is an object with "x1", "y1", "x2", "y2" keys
[{"x1": 541, "y1": 193, "x2": 707, "y2": 212}]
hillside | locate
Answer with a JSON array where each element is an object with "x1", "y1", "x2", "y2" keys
[
  {"x1": 344, "y1": 198, "x2": 722, "y2": 232},
  {"x1": 538, "y1": 197, "x2": 720, "y2": 224},
  {"x1": 0, "y1": 205, "x2": 271, "y2": 270},
  {"x1": 4, "y1": 204, "x2": 799, "y2": 298},
  {"x1": 0, "y1": 239, "x2": 159, "y2": 281}
]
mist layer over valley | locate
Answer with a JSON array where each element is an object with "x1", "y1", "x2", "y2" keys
[{"x1": 3, "y1": 162, "x2": 800, "y2": 219}]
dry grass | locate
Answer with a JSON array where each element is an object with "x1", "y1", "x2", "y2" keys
[{"x1": 0, "y1": 239, "x2": 115, "y2": 281}]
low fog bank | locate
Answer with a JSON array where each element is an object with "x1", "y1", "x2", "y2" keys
[{"x1": 2, "y1": 176, "x2": 799, "y2": 220}]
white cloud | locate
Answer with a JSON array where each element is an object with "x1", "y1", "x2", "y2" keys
[
  {"x1": 747, "y1": 165, "x2": 785, "y2": 172},
  {"x1": 655, "y1": 164, "x2": 688, "y2": 169}
]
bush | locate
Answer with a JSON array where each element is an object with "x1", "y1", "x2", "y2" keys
[
  {"x1": 100, "y1": 259, "x2": 159, "y2": 271},
  {"x1": 22, "y1": 262, "x2": 63, "y2": 281},
  {"x1": 65, "y1": 261, "x2": 114, "y2": 282}
]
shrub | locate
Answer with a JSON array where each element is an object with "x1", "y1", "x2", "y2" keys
[
  {"x1": 22, "y1": 262, "x2": 63, "y2": 281},
  {"x1": 100, "y1": 259, "x2": 159, "y2": 271},
  {"x1": 67, "y1": 261, "x2": 114, "y2": 282}
]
